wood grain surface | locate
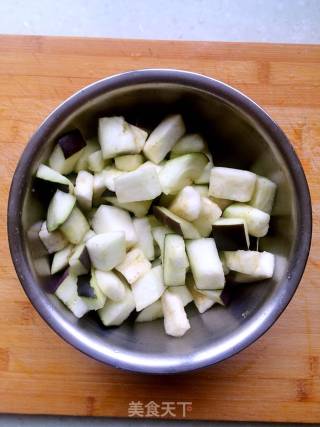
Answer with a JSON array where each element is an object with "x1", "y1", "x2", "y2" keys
[{"x1": 0, "y1": 35, "x2": 319, "y2": 423}]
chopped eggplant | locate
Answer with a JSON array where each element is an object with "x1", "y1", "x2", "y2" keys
[
  {"x1": 131, "y1": 265, "x2": 165, "y2": 312},
  {"x1": 159, "y1": 153, "x2": 208, "y2": 194},
  {"x1": 115, "y1": 154, "x2": 144, "y2": 171},
  {"x1": 153, "y1": 206, "x2": 200, "y2": 239},
  {"x1": 169, "y1": 186, "x2": 201, "y2": 221},
  {"x1": 55, "y1": 273, "x2": 90, "y2": 318},
  {"x1": 36, "y1": 164, "x2": 73, "y2": 193},
  {"x1": 77, "y1": 273, "x2": 96, "y2": 298},
  {"x1": 87, "y1": 150, "x2": 105, "y2": 173},
  {"x1": 115, "y1": 248, "x2": 151, "y2": 284},
  {"x1": 249, "y1": 175, "x2": 277, "y2": 214},
  {"x1": 39, "y1": 221, "x2": 68, "y2": 254},
  {"x1": 75, "y1": 170, "x2": 94, "y2": 210},
  {"x1": 95, "y1": 270, "x2": 126, "y2": 301},
  {"x1": 143, "y1": 114, "x2": 186, "y2": 163},
  {"x1": 130, "y1": 124, "x2": 148, "y2": 151},
  {"x1": 103, "y1": 167, "x2": 125, "y2": 192},
  {"x1": 186, "y1": 276, "x2": 216, "y2": 313},
  {"x1": 169, "y1": 285, "x2": 193, "y2": 307},
  {"x1": 93, "y1": 170, "x2": 107, "y2": 202},
  {"x1": 163, "y1": 234, "x2": 189, "y2": 287},
  {"x1": 151, "y1": 225, "x2": 171, "y2": 261},
  {"x1": 27, "y1": 221, "x2": 49, "y2": 257},
  {"x1": 103, "y1": 196, "x2": 152, "y2": 218},
  {"x1": 224, "y1": 250, "x2": 275, "y2": 278},
  {"x1": 98, "y1": 285, "x2": 135, "y2": 326},
  {"x1": 191, "y1": 184, "x2": 209, "y2": 197},
  {"x1": 223, "y1": 203, "x2": 270, "y2": 237},
  {"x1": 114, "y1": 162, "x2": 162, "y2": 203},
  {"x1": 69, "y1": 244, "x2": 91, "y2": 276},
  {"x1": 209, "y1": 167, "x2": 257, "y2": 202},
  {"x1": 91, "y1": 205, "x2": 137, "y2": 248},
  {"x1": 99, "y1": 116, "x2": 140, "y2": 159},
  {"x1": 161, "y1": 290, "x2": 190, "y2": 337},
  {"x1": 212, "y1": 218, "x2": 249, "y2": 250},
  {"x1": 209, "y1": 196, "x2": 232, "y2": 210},
  {"x1": 172, "y1": 133, "x2": 207, "y2": 155},
  {"x1": 75, "y1": 137, "x2": 100, "y2": 172},
  {"x1": 60, "y1": 206, "x2": 90, "y2": 244},
  {"x1": 77, "y1": 271, "x2": 106, "y2": 310},
  {"x1": 186, "y1": 238, "x2": 225, "y2": 290},
  {"x1": 49, "y1": 129, "x2": 86, "y2": 174},
  {"x1": 135, "y1": 300, "x2": 163, "y2": 322},
  {"x1": 133, "y1": 217, "x2": 155, "y2": 260},
  {"x1": 47, "y1": 190, "x2": 76, "y2": 232},
  {"x1": 192, "y1": 197, "x2": 222, "y2": 237},
  {"x1": 86, "y1": 231, "x2": 126, "y2": 272},
  {"x1": 51, "y1": 245, "x2": 73, "y2": 274},
  {"x1": 194, "y1": 152, "x2": 213, "y2": 185}
]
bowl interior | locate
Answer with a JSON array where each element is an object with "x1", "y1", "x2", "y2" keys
[{"x1": 15, "y1": 76, "x2": 307, "y2": 373}]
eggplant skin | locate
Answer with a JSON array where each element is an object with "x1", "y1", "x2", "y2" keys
[
  {"x1": 212, "y1": 223, "x2": 248, "y2": 251},
  {"x1": 57, "y1": 129, "x2": 86, "y2": 159},
  {"x1": 32, "y1": 177, "x2": 69, "y2": 207},
  {"x1": 153, "y1": 206, "x2": 183, "y2": 236},
  {"x1": 47, "y1": 268, "x2": 69, "y2": 294},
  {"x1": 77, "y1": 274, "x2": 96, "y2": 298},
  {"x1": 79, "y1": 246, "x2": 91, "y2": 271}
]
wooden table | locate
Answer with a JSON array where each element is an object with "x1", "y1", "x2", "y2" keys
[{"x1": 0, "y1": 36, "x2": 319, "y2": 423}]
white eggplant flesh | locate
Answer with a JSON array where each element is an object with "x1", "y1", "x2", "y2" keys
[
  {"x1": 135, "y1": 300, "x2": 163, "y2": 322},
  {"x1": 75, "y1": 138, "x2": 100, "y2": 172},
  {"x1": 91, "y1": 205, "x2": 137, "y2": 248},
  {"x1": 115, "y1": 154, "x2": 144, "y2": 171},
  {"x1": 51, "y1": 245, "x2": 73, "y2": 274},
  {"x1": 49, "y1": 144, "x2": 85, "y2": 175},
  {"x1": 99, "y1": 116, "x2": 140, "y2": 159},
  {"x1": 103, "y1": 197, "x2": 151, "y2": 218},
  {"x1": 47, "y1": 190, "x2": 76, "y2": 232},
  {"x1": 87, "y1": 150, "x2": 105, "y2": 173},
  {"x1": 133, "y1": 217, "x2": 155, "y2": 260},
  {"x1": 209, "y1": 167, "x2": 257, "y2": 202},
  {"x1": 131, "y1": 265, "x2": 165, "y2": 312},
  {"x1": 75, "y1": 170, "x2": 94, "y2": 210},
  {"x1": 98, "y1": 286, "x2": 135, "y2": 326},
  {"x1": 55, "y1": 274, "x2": 89, "y2": 318},
  {"x1": 95, "y1": 270, "x2": 126, "y2": 301},
  {"x1": 114, "y1": 162, "x2": 162, "y2": 203},
  {"x1": 153, "y1": 206, "x2": 201, "y2": 239},
  {"x1": 161, "y1": 290, "x2": 190, "y2": 337},
  {"x1": 60, "y1": 207, "x2": 90, "y2": 244},
  {"x1": 115, "y1": 247, "x2": 151, "y2": 284},
  {"x1": 186, "y1": 238, "x2": 225, "y2": 290},
  {"x1": 172, "y1": 133, "x2": 207, "y2": 154},
  {"x1": 39, "y1": 221, "x2": 68, "y2": 254},
  {"x1": 168, "y1": 285, "x2": 193, "y2": 307},
  {"x1": 86, "y1": 231, "x2": 126, "y2": 271},
  {"x1": 36, "y1": 164, "x2": 73, "y2": 192},
  {"x1": 163, "y1": 234, "x2": 189, "y2": 287},
  {"x1": 143, "y1": 114, "x2": 186, "y2": 163},
  {"x1": 223, "y1": 203, "x2": 270, "y2": 238},
  {"x1": 169, "y1": 186, "x2": 201, "y2": 221},
  {"x1": 224, "y1": 250, "x2": 275, "y2": 278},
  {"x1": 249, "y1": 175, "x2": 277, "y2": 214}
]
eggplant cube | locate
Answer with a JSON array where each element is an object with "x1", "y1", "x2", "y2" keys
[
  {"x1": 209, "y1": 167, "x2": 257, "y2": 202},
  {"x1": 98, "y1": 116, "x2": 139, "y2": 159},
  {"x1": 131, "y1": 265, "x2": 165, "y2": 312},
  {"x1": 91, "y1": 205, "x2": 137, "y2": 248},
  {"x1": 223, "y1": 203, "x2": 270, "y2": 238},
  {"x1": 114, "y1": 162, "x2": 162, "y2": 203},
  {"x1": 95, "y1": 270, "x2": 126, "y2": 302},
  {"x1": 161, "y1": 290, "x2": 190, "y2": 337},
  {"x1": 86, "y1": 232, "x2": 126, "y2": 271},
  {"x1": 49, "y1": 129, "x2": 86, "y2": 175},
  {"x1": 115, "y1": 248, "x2": 152, "y2": 284},
  {"x1": 98, "y1": 286, "x2": 135, "y2": 326},
  {"x1": 186, "y1": 238, "x2": 225, "y2": 290},
  {"x1": 143, "y1": 114, "x2": 186, "y2": 164},
  {"x1": 224, "y1": 250, "x2": 275, "y2": 278},
  {"x1": 212, "y1": 218, "x2": 249, "y2": 250},
  {"x1": 169, "y1": 186, "x2": 201, "y2": 221}
]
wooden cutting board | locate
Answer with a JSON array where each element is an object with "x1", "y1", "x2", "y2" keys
[{"x1": 0, "y1": 35, "x2": 319, "y2": 423}]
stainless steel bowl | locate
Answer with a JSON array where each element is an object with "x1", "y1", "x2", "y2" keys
[{"x1": 7, "y1": 69, "x2": 312, "y2": 374}]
